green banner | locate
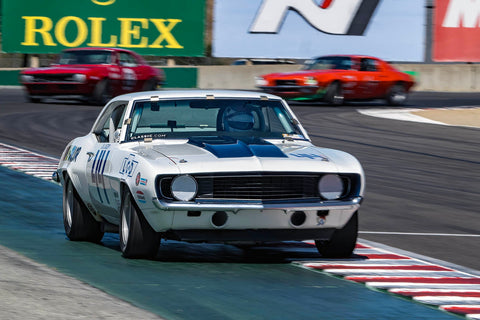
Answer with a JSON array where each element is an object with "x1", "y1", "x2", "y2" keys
[{"x1": 1, "y1": 0, "x2": 205, "y2": 56}]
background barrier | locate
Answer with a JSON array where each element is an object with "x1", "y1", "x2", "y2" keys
[{"x1": 2, "y1": 64, "x2": 480, "y2": 92}]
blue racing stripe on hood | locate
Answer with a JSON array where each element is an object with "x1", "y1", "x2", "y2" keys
[{"x1": 188, "y1": 136, "x2": 288, "y2": 158}]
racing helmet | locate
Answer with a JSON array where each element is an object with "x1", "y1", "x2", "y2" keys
[{"x1": 222, "y1": 106, "x2": 255, "y2": 131}]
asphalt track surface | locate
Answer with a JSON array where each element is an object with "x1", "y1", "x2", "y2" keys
[
  {"x1": 0, "y1": 88, "x2": 479, "y2": 319},
  {"x1": 0, "y1": 161, "x2": 461, "y2": 320},
  {"x1": 1, "y1": 88, "x2": 479, "y2": 269}
]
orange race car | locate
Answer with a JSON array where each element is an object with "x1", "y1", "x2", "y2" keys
[{"x1": 255, "y1": 55, "x2": 415, "y2": 105}]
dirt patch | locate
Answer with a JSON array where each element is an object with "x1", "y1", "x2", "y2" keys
[{"x1": 411, "y1": 108, "x2": 480, "y2": 128}]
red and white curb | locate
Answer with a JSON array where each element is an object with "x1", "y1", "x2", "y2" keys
[
  {"x1": 300, "y1": 242, "x2": 480, "y2": 319},
  {"x1": 0, "y1": 142, "x2": 58, "y2": 181}
]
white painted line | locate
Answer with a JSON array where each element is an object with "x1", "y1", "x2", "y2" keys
[
  {"x1": 31, "y1": 174, "x2": 54, "y2": 178},
  {"x1": 303, "y1": 259, "x2": 423, "y2": 267},
  {"x1": 389, "y1": 288, "x2": 480, "y2": 295},
  {"x1": 358, "y1": 108, "x2": 447, "y2": 125},
  {"x1": 415, "y1": 296, "x2": 480, "y2": 305},
  {"x1": 365, "y1": 282, "x2": 480, "y2": 290},
  {"x1": 358, "y1": 106, "x2": 480, "y2": 128},
  {"x1": 324, "y1": 269, "x2": 461, "y2": 277},
  {"x1": 360, "y1": 231, "x2": 480, "y2": 237},
  {"x1": 24, "y1": 170, "x2": 55, "y2": 174}
]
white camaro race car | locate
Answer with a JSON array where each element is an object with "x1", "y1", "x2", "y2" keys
[{"x1": 54, "y1": 90, "x2": 365, "y2": 259}]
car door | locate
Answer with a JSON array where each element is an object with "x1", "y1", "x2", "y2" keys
[
  {"x1": 118, "y1": 51, "x2": 143, "y2": 92},
  {"x1": 86, "y1": 101, "x2": 128, "y2": 223},
  {"x1": 356, "y1": 58, "x2": 384, "y2": 99}
]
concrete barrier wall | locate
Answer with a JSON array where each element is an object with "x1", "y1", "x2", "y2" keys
[
  {"x1": 2, "y1": 64, "x2": 480, "y2": 92},
  {"x1": 197, "y1": 64, "x2": 480, "y2": 92},
  {"x1": 196, "y1": 65, "x2": 300, "y2": 90},
  {"x1": 394, "y1": 64, "x2": 480, "y2": 92}
]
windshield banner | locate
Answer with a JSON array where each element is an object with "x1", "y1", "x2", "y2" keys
[
  {"x1": 212, "y1": 0, "x2": 425, "y2": 62},
  {"x1": 1, "y1": 0, "x2": 206, "y2": 56}
]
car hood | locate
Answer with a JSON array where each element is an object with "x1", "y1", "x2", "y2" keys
[
  {"x1": 130, "y1": 137, "x2": 361, "y2": 174},
  {"x1": 22, "y1": 65, "x2": 107, "y2": 75},
  {"x1": 263, "y1": 69, "x2": 345, "y2": 79}
]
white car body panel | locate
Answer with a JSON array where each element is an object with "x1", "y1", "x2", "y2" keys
[{"x1": 57, "y1": 90, "x2": 364, "y2": 243}]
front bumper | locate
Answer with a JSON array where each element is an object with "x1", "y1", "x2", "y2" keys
[
  {"x1": 167, "y1": 228, "x2": 336, "y2": 242},
  {"x1": 258, "y1": 85, "x2": 322, "y2": 99},
  {"x1": 153, "y1": 196, "x2": 363, "y2": 213},
  {"x1": 23, "y1": 82, "x2": 94, "y2": 96}
]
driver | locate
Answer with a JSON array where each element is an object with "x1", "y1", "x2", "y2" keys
[{"x1": 222, "y1": 105, "x2": 255, "y2": 131}]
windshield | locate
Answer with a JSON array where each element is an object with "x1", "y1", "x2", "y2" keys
[
  {"x1": 125, "y1": 98, "x2": 304, "y2": 142},
  {"x1": 302, "y1": 56, "x2": 353, "y2": 71},
  {"x1": 57, "y1": 50, "x2": 112, "y2": 65}
]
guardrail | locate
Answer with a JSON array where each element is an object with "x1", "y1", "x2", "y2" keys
[{"x1": 2, "y1": 64, "x2": 479, "y2": 92}]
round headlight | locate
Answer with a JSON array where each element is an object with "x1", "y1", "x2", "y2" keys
[
  {"x1": 73, "y1": 74, "x2": 87, "y2": 83},
  {"x1": 171, "y1": 175, "x2": 197, "y2": 201},
  {"x1": 304, "y1": 76, "x2": 318, "y2": 86},
  {"x1": 318, "y1": 174, "x2": 343, "y2": 200},
  {"x1": 254, "y1": 76, "x2": 268, "y2": 86},
  {"x1": 20, "y1": 75, "x2": 34, "y2": 82}
]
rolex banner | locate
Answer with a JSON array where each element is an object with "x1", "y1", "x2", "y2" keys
[{"x1": 1, "y1": 0, "x2": 206, "y2": 56}]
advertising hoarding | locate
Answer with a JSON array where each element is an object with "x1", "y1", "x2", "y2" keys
[
  {"x1": 433, "y1": 0, "x2": 480, "y2": 62},
  {"x1": 1, "y1": 0, "x2": 205, "y2": 56},
  {"x1": 213, "y1": 0, "x2": 425, "y2": 62}
]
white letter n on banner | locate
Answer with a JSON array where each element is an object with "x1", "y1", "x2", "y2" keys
[{"x1": 249, "y1": 0, "x2": 380, "y2": 35}]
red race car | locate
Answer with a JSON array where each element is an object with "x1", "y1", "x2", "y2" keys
[
  {"x1": 255, "y1": 55, "x2": 415, "y2": 105},
  {"x1": 20, "y1": 47, "x2": 165, "y2": 105}
]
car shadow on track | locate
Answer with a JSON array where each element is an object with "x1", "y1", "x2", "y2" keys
[{"x1": 100, "y1": 233, "x2": 366, "y2": 263}]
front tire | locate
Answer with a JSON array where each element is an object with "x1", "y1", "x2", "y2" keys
[
  {"x1": 26, "y1": 94, "x2": 41, "y2": 103},
  {"x1": 63, "y1": 177, "x2": 104, "y2": 243},
  {"x1": 324, "y1": 82, "x2": 344, "y2": 106},
  {"x1": 91, "y1": 79, "x2": 112, "y2": 106},
  {"x1": 315, "y1": 211, "x2": 358, "y2": 258},
  {"x1": 119, "y1": 188, "x2": 160, "y2": 259}
]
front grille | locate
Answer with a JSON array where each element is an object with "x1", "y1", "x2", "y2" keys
[
  {"x1": 196, "y1": 175, "x2": 318, "y2": 200},
  {"x1": 31, "y1": 74, "x2": 76, "y2": 82},
  {"x1": 275, "y1": 79, "x2": 299, "y2": 86},
  {"x1": 158, "y1": 173, "x2": 360, "y2": 202}
]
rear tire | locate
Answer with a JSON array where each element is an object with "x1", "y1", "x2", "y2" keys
[
  {"x1": 63, "y1": 177, "x2": 104, "y2": 243},
  {"x1": 119, "y1": 188, "x2": 160, "y2": 259},
  {"x1": 142, "y1": 78, "x2": 159, "y2": 91},
  {"x1": 386, "y1": 83, "x2": 407, "y2": 106},
  {"x1": 315, "y1": 211, "x2": 358, "y2": 258},
  {"x1": 324, "y1": 82, "x2": 344, "y2": 106}
]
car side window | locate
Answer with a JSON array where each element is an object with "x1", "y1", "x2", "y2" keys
[
  {"x1": 110, "y1": 104, "x2": 127, "y2": 142},
  {"x1": 360, "y1": 59, "x2": 378, "y2": 72},
  {"x1": 119, "y1": 52, "x2": 138, "y2": 67},
  {"x1": 93, "y1": 102, "x2": 128, "y2": 143}
]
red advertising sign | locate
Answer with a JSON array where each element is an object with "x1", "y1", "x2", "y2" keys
[{"x1": 433, "y1": 0, "x2": 480, "y2": 61}]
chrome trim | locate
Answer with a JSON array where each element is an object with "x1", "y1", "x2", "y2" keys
[{"x1": 152, "y1": 196, "x2": 363, "y2": 213}]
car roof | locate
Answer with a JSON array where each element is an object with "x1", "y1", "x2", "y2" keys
[
  {"x1": 110, "y1": 90, "x2": 284, "y2": 102},
  {"x1": 62, "y1": 47, "x2": 133, "y2": 53},
  {"x1": 313, "y1": 54, "x2": 382, "y2": 60}
]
